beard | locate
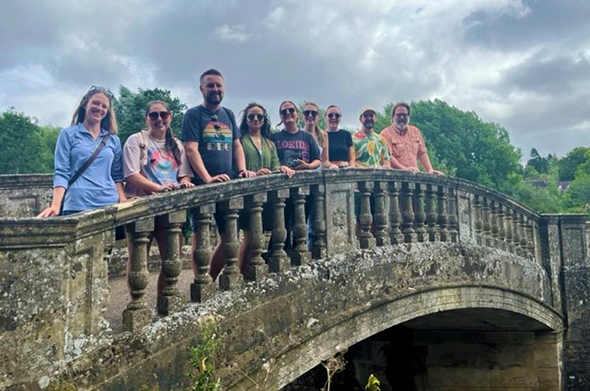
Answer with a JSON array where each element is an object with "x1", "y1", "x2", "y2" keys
[{"x1": 205, "y1": 91, "x2": 223, "y2": 105}]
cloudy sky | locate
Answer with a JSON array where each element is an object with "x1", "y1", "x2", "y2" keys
[{"x1": 1, "y1": 0, "x2": 589, "y2": 159}]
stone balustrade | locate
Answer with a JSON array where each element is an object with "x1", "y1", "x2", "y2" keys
[{"x1": 1, "y1": 169, "x2": 586, "y2": 389}]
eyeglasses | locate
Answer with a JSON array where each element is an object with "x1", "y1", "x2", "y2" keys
[
  {"x1": 88, "y1": 85, "x2": 114, "y2": 100},
  {"x1": 327, "y1": 113, "x2": 341, "y2": 119},
  {"x1": 148, "y1": 111, "x2": 171, "y2": 120},
  {"x1": 247, "y1": 113, "x2": 264, "y2": 121},
  {"x1": 394, "y1": 113, "x2": 409, "y2": 118},
  {"x1": 303, "y1": 110, "x2": 318, "y2": 118},
  {"x1": 280, "y1": 107, "x2": 296, "y2": 116}
]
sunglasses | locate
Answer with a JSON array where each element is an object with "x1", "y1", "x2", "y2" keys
[
  {"x1": 88, "y1": 85, "x2": 114, "y2": 100},
  {"x1": 280, "y1": 107, "x2": 296, "y2": 116},
  {"x1": 247, "y1": 113, "x2": 265, "y2": 121},
  {"x1": 148, "y1": 111, "x2": 171, "y2": 121},
  {"x1": 303, "y1": 110, "x2": 318, "y2": 118},
  {"x1": 327, "y1": 113, "x2": 341, "y2": 119}
]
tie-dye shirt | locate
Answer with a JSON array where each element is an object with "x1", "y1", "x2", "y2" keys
[{"x1": 352, "y1": 130, "x2": 391, "y2": 168}]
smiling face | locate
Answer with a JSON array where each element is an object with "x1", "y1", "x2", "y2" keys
[
  {"x1": 200, "y1": 74, "x2": 224, "y2": 107},
  {"x1": 146, "y1": 102, "x2": 172, "y2": 135},
  {"x1": 325, "y1": 106, "x2": 342, "y2": 131},
  {"x1": 246, "y1": 105, "x2": 264, "y2": 133},
  {"x1": 393, "y1": 105, "x2": 410, "y2": 131},
  {"x1": 279, "y1": 101, "x2": 298, "y2": 129},
  {"x1": 303, "y1": 103, "x2": 319, "y2": 128},
  {"x1": 84, "y1": 92, "x2": 110, "y2": 124},
  {"x1": 360, "y1": 110, "x2": 376, "y2": 131}
]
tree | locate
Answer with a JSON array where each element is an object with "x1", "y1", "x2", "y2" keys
[
  {"x1": 558, "y1": 147, "x2": 590, "y2": 181},
  {"x1": 526, "y1": 148, "x2": 550, "y2": 175},
  {"x1": 0, "y1": 109, "x2": 53, "y2": 174},
  {"x1": 375, "y1": 99, "x2": 522, "y2": 193},
  {"x1": 113, "y1": 86, "x2": 188, "y2": 146}
]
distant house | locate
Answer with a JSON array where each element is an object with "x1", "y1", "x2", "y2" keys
[{"x1": 525, "y1": 179, "x2": 571, "y2": 192}]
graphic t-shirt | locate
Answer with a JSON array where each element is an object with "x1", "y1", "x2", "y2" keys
[
  {"x1": 270, "y1": 129, "x2": 321, "y2": 168},
  {"x1": 123, "y1": 130, "x2": 192, "y2": 196},
  {"x1": 352, "y1": 130, "x2": 391, "y2": 168},
  {"x1": 181, "y1": 105, "x2": 239, "y2": 184}
]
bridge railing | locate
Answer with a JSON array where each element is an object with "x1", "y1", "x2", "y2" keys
[{"x1": 1, "y1": 169, "x2": 566, "y2": 382}]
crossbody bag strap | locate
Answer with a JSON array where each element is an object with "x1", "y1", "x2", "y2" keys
[{"x1": 68, "y1": 133, "x2": 112, "y2": 187}]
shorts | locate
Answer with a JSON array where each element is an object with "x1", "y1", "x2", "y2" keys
[
  {"x1": 189, "y1": 208, "x2": 226, "y2": 234},
  {"x1": 238, "y1": 202, "x2": 274, "y2": 231}
]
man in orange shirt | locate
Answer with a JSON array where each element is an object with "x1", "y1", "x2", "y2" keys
[{"x1": 381, "y1": 102, "x2": 443, "y2": 175}]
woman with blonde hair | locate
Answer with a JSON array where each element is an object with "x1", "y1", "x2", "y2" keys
[
  {"x1": 325, "y1": 105, "x2": 355, "y2": 168},
  {"x1": 38, "y1": 86, "x2": 126, "y2": 217},
  {"x1": 302, "y1": 101, "x2": 337, "y2": 169}
]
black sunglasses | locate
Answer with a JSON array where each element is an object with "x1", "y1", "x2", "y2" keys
[
  {"x1": 327, "y1": 113, "x2": 341, "y2": 119},
  {"x1": 247, "y1": 113, "x2": 265, "y2": 121},
  {"x1": 88, "y1": 85, "x2": 114, "y2": 100},
  {"x1": 148, "y1": 111, "x2": 171, "y2": 120},
  {"x1": 280, "y1": 107, "x2": 296, "y2": 116},
  {"x1": 303, "y1": 110, "x2": 318, "y2": 118}
]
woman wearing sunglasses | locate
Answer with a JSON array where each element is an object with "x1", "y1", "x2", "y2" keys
[
  {"x1": 122, "y1": 100, "x2": 194, "y2": 298},
  {"x1": 237, "y1": 103, "x2": 295, "y2": 270},
  {"x1": 325, "y1": 105, "x2": 355, "y2": 168},
  {"x1": 302, "y1": 101, "x2": 337, "y2": 169},
  {"x1": 38, "y1": 86, "x2": 126, "y2": 217}
]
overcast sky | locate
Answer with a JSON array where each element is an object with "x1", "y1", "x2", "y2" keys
[{"x1": 1, "y1": 0, "x2": 589, "y2": 159}]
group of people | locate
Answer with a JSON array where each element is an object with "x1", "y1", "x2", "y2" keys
[{"x1": 38, "y1": 68, "x2": 441, "y2": 296}]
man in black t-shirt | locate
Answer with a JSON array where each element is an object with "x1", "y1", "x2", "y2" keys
[{"x1": 182, "y1": 68, "x2": 255, "y2": 282}]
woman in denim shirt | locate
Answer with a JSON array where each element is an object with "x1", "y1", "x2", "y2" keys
[{"x1": 38, "y1": 86, "x2": 126, "y2": 217}]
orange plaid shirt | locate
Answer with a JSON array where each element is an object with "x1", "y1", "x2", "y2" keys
[{"x1": 380, "y1": 125, "x2": 427, "y2": 168}]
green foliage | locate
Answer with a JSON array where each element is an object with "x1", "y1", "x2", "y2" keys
[
  {"x1": 113, "y1": 86, "x2": 188, "y2": 146},
  {"x1": 364, "y1": 374, "x2": 381, "y2": 391},
  {"x1": 188, "y1": 319, "x2": 221, "y2": 391},
  {"x1": 0, "y1": 109, "x2": 54, "y2": 174},
  {"x1": 558, "y1": 147, "x2": 590, "y2": 181},
  {"x1": 526, "y1": 148, "x2": 551, "y2": 175}
]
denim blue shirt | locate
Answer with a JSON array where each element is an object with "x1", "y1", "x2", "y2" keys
[{"x1": 53, "y1": 123, "x2": 123, "y2": 212}]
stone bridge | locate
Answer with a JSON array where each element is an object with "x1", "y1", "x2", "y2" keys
[{"x1": 1, "y1": 170, "x2": 589, "y2": 390}]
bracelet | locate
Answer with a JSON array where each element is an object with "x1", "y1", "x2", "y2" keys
[{"x1": 237, "y1": 170, "x2": 244, "y2": 176}]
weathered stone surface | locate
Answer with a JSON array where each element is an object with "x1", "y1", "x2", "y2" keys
[{"x1": 0, "y1": 174, "x2": 52, "y2": 218}]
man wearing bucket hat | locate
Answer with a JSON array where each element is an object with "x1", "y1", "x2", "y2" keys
[{"x1": 352, "y1": 106, "x2": 391, "y2": 169}]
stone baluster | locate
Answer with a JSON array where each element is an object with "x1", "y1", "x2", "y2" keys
[
  {"x1": 190, "y1": 204, "x2": 216, "y2": 303},
  {"x1": 219, "y1": 197, "x2": 244, "y2": 290},
  {"x1": 496, "y1": 204, "x2": 506, "y2": 250},
  {"x1": 402, "y1": 182, "x2": 417, "y2": 243},
  {"x1": 123, "y1": 217, "x2": 154, "y2": 332},
  {"x1": 388, "y1": 182, "x2": 405, "y2": 245},
  {"x1": 244, "y1": 193, "x2": 269, "y2": 281},
  {"x1": 526, "y1": 216, "x2": 536, "y2": 258},
  {"x1": 373, "y1": 181, "x2": 389, "y2": 246},
  {"x1": 425, "y1": 184, "x2": 438, "y2": 242},
  {"x1": 414, "y1": 183, "x2": 427, "y2": 242},
  {"x1": 447, "y1": 188, "x2": 459, "y2": 243},
  {"x1": 291, "y1": 186, "x2": 311, "y2": 265},
  {"x1": 157, "y1": 211, "x2": 185, "y2": 316},
  {"x1": 268, "y1": 189, "x2": 290, "y2": 272},
  {"x1": 511, "y1": 210, "x2": 521, "y2": 254},
  {"x1": 481, "y1": 197, "x2": 491, "y2": 246},
  {"x1": 518, "y1": 213, "x2": 528, "y2": 256},
  {"x1": 437, "y1": 185, "x2": 449, "y2": 242},
  {"x1": 473, "y1": 195, "x2": 483, "y2": 245},
  {"x1": 311, "y1": 184, "x2": 327, "y2": 259},
  {"x1": 503, "y1": 206, "x2": 513, "y2": 253},
  {"x1": 489, "y1": 201, "x2": 499, "y2": 247},
  {"x1": 358, "y1": 181, "x2": 376, "y2": 249}
]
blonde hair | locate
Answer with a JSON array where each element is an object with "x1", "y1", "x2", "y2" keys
[{"x1": 303, "y1": 101, "x2": 327, "y2": 149}]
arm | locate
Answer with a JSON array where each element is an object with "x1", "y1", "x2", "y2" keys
[
  {"x1": 322, "y1": 136, "x2": 337, "y2": 169},
  {"x1": 390, "y1": 155, "x2": 416, "y2": 171},
  {"x1": 418, "y1": 151, "x2": 443, "y2": 175},
  {"x1": 185, "y1": 141, "x2": 229, "y2": 183},
  {"x1": 295, "y1": 158, "x2": 321, "y2": 170},
  {"x1": 111, "y1": 136, "x2": 127, "y2": 201},
  {"x1": 38, "y1": 187, "x2": 66, "y2": 217},
  {"x1": 348, "y1": 146, "x2": 355, "y2": 168},
  {"x1": 233, "y1": 139, "x2": 255, "y2": 178}
]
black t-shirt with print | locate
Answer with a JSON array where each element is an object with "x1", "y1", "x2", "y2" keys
[
  {"x1": 181, "y1": 105, "x2": 239, "y2": 184},
  {"x1": 270, "y1": 129, "x2": 321, "y2": 168}
]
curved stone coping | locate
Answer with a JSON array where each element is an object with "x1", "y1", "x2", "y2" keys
[
  {"x1": 0, "y1": 173, "x2": 53, "y2": 190},
  {"x1": 0, "y1": 169, "x2": 544, "y2": 248},
  {"x1": 43, "y1": 242, "x2": 562, "y2": 390}
]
